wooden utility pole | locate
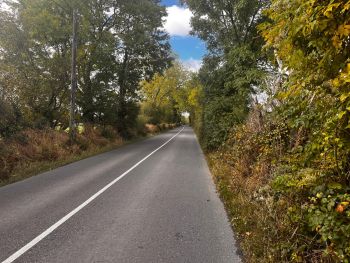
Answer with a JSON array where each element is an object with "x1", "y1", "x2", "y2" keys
[{"x1": 69, "y1": 9, "x2": 78, "y2": 142}]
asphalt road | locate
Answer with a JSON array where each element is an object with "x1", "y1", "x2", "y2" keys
[{"x1": 0, "y1": 126, "x2": 241, "y2": 263}]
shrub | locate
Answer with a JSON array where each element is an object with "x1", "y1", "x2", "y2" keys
[
  {"x1": 101, "y1": 125, "x2": 118, "y2": 140},
  {"x1": 207, "y1": 108, "x2": 348, "y2": 262},
  {"x1": 134, "y1": 115, "x2": 148, "y2": 136},
  {"x1": 145, "y1": 124, "x2": 160, "y2": 134},
  {"x1": 75, "y1": 135, "x2": 90, "y2": 151}
]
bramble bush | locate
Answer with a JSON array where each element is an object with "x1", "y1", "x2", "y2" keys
[
  {"x1": 259, "y1": 0, "x2": 350, "y2": 260},
  {"x1": 208, "y1": 108, "x2": 349, "y2": 262}
]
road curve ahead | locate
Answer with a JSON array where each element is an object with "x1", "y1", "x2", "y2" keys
[{"x1": 0, "y1": 126, "x2": 241, "y2": 263}]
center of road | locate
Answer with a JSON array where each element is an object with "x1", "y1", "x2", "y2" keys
[{"x1": 2, "y1": 127, "x2": 184, "y2": 263}]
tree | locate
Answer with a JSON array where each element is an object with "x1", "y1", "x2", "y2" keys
[
  {"x1": 141, "y1": 63, "x2": 189, "y2": 124},
  {"x1": 185, "y1": 0, "x2": 268, "y2": 149},
  {"x1": 110, "y1": 0, "x2": 173, "y2": 136},
  {"x1": 0, "y1": 0, "x2": 77, "y2": 128},
  {"x1": 0, "y1": 0, "x2": 172, "y2": 137}
]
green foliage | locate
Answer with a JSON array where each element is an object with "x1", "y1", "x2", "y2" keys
[
  {"x1": 186, "y1": 0, "x2": 268, "y2": 149},
  {"x1": 188, "y1": 0, "x2": 350, "y2": 260},
  {"x1": 206, "y1": 112, "x2": 293, "y2": 262},
  {"x1": 184, "y1": 76, "x2": 204, "y2": 136},
  {"x1": 0, "y1": 0, "x2": 172, "y2": 137},
  {"x1": 261, "y1": 0, "x2": 350, "y2": 170},
  {"x1": 257, "y1": 0, "x2": 350, "y2": 260},
  {"x1": 307, "y1": 186, "x2": 350, "y2": 261},
  {"x1": 141, "y1": 63, "x2": 192, "y2": 125},
  {"x1": 0, "y1": 98, "x2": 25, "y2": 137}
]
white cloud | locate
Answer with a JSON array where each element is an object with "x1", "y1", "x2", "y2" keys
[
  {"x1": 0, "y1": 1, "x2": 11, "y2": 12},
  {"x1": 164, "y1": 5, "x2": 193, "y2": 37},
  {"x1": 182, "y1": 58, "x2": 202, "y2": 72}
]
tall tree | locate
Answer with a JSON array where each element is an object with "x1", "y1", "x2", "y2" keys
[
  {"x1": 0, "y1": 0, "x2": 77, "y2": 128},
  {"x1": 185, "y1": 0, "x2": 268, "y2": 149},
  {"x1": 141, "y1": 63, "x2": 189, "y2": 124},
  {"x1": 111, "y1": 0, "x2": 173, "y2": 135},
  {"x1": 0, "y1": 0, "x2": 172, "y2": 136}
]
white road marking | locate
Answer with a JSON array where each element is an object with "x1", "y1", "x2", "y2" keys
[{"x1": 2, "y1": 127, "x2": 184, "y2": 263}]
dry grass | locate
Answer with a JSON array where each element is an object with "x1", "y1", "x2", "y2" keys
[
  {"x1": 0, "y1": 123, "x2": 178, "y2": 186},
  {"x1": 0, "y1": 126, "x2": 123, "y2": 185},
  {"x1": 207, "y1": 152, "x2": 290, "y2": 262},
  {"x1": 145, "y1": 124, "x2": 161, "y2": 134},
  {"x1": 203, "y1": 111, "x2": 295, "y2": 262}
]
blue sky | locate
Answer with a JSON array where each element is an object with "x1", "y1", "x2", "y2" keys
[
  {"x1": 161, "y1": 0, "x2": 206, "y2": 71},
  {"x1": 161, "y1": 0, "x2": 178, "y2": 6}
]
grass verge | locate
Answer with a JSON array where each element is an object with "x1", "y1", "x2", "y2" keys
[
  {"x1": 0, "y1": 124, "x2": 177, "y2": 187},
  {"x1": 0, "y1": 142, "x2": 122, "y2": 187}
]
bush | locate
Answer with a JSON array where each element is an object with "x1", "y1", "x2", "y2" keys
[
  {"x1": 145, "y1": 124, "x2": 160, "y2": 134},
  {"x1": 0, "y1": 141, "x2": 11, "y2": 180},
  {"x1": 75, "y1": 135, "x2": 90, "y2": 151},
  {"x1": 207, "y1": 108, "x2": 347, "y2": 262},
  {"x1": 135, "y1": 115, "x2": 148, "y2": 136},
  {"x1": 0, "y1": 99, "x2": 25, "y2": 137},
  {"x1": 101, "y1": 125, "x2": 118, "y2": 140}
]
